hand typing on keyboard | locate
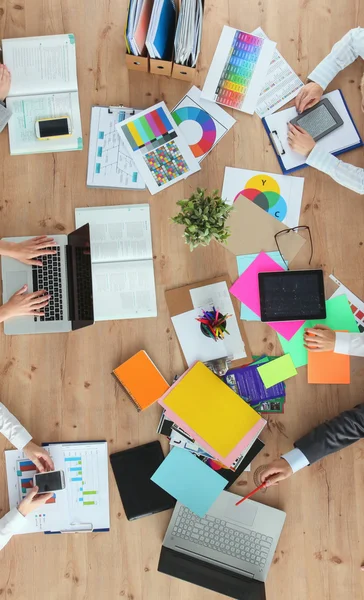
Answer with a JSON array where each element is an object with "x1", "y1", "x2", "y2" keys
[
  {"x1": 0, "y1": 284, "x2": 51, "y2": 323},
  {"x1": 0, "y1": 235, "x2": 57, "y2": 267}
]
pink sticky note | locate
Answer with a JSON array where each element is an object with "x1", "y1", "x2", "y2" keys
[{"x1": 230, "y1": 252, "x2": 304, "y2": 341}]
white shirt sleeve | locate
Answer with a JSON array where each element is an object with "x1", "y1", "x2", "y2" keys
[
  {"x1": 0, "y1": 403, "x2": 32, "y2": 449},
  {"x1": 308, "y1": 27, "x2": 364, "y2": 90},
  {"x1": 306, "y1": 146, "x2": 364, "y2": 195},
  {"x1": 0, "y1": 507, "x2": 27, "y2": 551},
  {"x1": 282, "y1": 448, "x2": 310, "y2": 473},
  {"x1": 334, "y1": 331, "x2": 364, "y2": 356}
]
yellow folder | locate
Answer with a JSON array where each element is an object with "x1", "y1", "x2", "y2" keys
[{"x1": 162, "y1": 362, "x2": 261, "y2": 457}]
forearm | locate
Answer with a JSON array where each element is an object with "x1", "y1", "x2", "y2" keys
[
  {"x1": 309, "y1": 27, "x2": 364, "y2": 90},
  {"x1": 307, "y1": 146, "x2": 364, "y2": 195},
  {"x1": 0, "y1": 508, "x2": 27, "y2": 551},
  {"x1": 0, "y1": 403, "x2": 32, "y2": 449},
  {"x1": 0, "y1": 101, "x2": 12, "y2": 133},
  {"x1": 294, "y1": 403, "x2": 364, "y2": 464},
  {"x1": 335, "y1": 332, "x2": 364, "y2": 357},
  {"x1": 0, "y1": 240, "x2": 18, "y2": 258}
]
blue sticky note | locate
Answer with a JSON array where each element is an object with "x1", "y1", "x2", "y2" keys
[
  {"x1": 237, "y1": 252, "x2": 286, "y2": 321},
  {"x1": 151, "y1": 447, "x2": 228, "y2": 517}
]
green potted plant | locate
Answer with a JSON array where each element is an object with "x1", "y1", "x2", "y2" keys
[{"x1": 171, "y1": 188, "x2": 234, "y2": 251}]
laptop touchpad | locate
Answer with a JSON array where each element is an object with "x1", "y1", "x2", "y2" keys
[
  {"x1": 6, "y1": 272, "x2": 29, "y2": 296},
  {"x1": 226, "y1": 502, "x2": 258, "y2": 527}
]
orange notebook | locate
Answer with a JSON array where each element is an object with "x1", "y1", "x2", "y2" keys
[
  {"x1": 113, "y1": 351, "x2": 169, "y2": 411},
  {"x1": 308, "y1": 337, "x2": 350, "y2": 385}
]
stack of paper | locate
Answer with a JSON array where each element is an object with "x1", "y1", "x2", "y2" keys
[
  {"x1": 126, "y1": 0, "x2": 154, "y2": 56},
  {"x1": 174, "y1": 0, "x2": 203, "y2": 66},
  {"x1": 146, "y1": 0, "x2": 176, "y2": 60},
  {"x1": 158, "y1": 362, "x2": 266, "y2": 468},
  {"x1": 222, "y1": 356, "x2": 286, "y2": 414}
]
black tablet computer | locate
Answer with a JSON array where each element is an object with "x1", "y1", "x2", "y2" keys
[
  {"x1": 110, "y1": 441, "x2": 176, "y2": 520},
  {"x1": 258, "y1": 270, "x2": 326, "y2": 322},
  {"x1": 290, "y1": 98, "x2": 343, "y2": 142}
]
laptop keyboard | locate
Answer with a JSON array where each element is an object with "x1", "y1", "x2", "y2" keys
[
  {"x1": 32, "y1": 247, "x2": 63, "y2": 322},
  {"x1": 172, "y1": 506, "x2": 273, "y2": 571}
]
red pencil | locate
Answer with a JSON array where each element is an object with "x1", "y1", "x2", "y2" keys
[{"x1": 235, "y1": 482, "x2": 267, "y2": 506}]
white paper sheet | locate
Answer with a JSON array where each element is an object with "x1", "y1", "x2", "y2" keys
[
  {"x1": 116, "y1": 101, "x2": 200, "y2": 195},
  {"x1": 189, "y1": 281, "x2": 247, "y2": 360},
  {"x1": 252, "y1": 27, "x2": 304, "y2": 118},
  {"x1": 87, "y1": 107, "x2": 145, "y2": 190},
  {"x1": 172, "y1": 85, "x2": 236, "y2": 163},
  {"x1": 264, "y1": 90, "x2": 361, "y2": 172},
  {"x1": 201, "y1": 26, "x2": 276, "y2": 114},
  {"x1": 222, "y1": 166, "x2": 304, "y2": 228}
]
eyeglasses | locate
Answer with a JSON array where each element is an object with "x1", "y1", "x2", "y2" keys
[{"x1": 274, "y1": 226, "x2": 313, "y2": 270}]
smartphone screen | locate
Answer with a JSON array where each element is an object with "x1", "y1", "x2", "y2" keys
[
  {"x1": 38, "y1": 118, "x2": 69, "y2": 138},
  {"x1": 35, "y1": 471, "x2": 63, "y2": 493}
]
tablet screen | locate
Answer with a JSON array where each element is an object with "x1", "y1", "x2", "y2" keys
[
  {"x1": 296, "y1": 104, "x2": 337, "y2": 139},
  {"x1": 259, "y1": 270, "x2": 326, "y2": 321}
]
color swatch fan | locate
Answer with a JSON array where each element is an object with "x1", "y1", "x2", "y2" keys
[
  {"x1": 201, "y1": 26, "x2": 276, "y2": 114},
  {"x1": 172, "y1": 86, "x2": 236, "y2": 163},
  {"x1": 115, "y1": 101, "x2": 200, "y2": 195}
]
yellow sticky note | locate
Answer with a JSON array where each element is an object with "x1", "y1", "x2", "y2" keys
[
  {"x1": 162, "y1": 362, "x2": 261, "y2": 457},
  {"x1": 257, "y1": 354, "x2": 297, "y2": 389}
]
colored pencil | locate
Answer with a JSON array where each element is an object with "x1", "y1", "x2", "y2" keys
[{"x1": 235, "y1": 482, "x2": 267, "y2": 506}]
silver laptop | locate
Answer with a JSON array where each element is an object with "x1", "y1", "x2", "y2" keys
[
  {"x1": 158, "y1": 490, "x2": 285, "y2": 598},
  {"x1": 1, "y1": 225, "x2": 94, "y2": 335}
]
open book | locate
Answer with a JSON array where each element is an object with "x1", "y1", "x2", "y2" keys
[
  {"x1": 75, "y1": 204, "x2": 157, "y2": 321},
  {"x1": 2, "y1": 34, "x2": 83, "y2": 155}
]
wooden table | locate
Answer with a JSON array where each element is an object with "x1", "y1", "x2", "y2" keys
[{"x1": 1, "y1": 1, "x2": 364, "y2": 599}]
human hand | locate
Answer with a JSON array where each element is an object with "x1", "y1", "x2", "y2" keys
[
  {"x1": 304, "y1": 325, "x2": 336, "y2": 352},
  {"x1": 288, "y1": 123, "x2": 316, "y2": 156},
  {"x1": 23, "y1": 441, "x2": 54, "y2": 472},
  {"x1": 0, "y1": 64, "x2": 11, "y2": 102},
  {"x1": 0, "y1": 284, "x2": 50, "y2": 322},
  {"x1": 259, "y1": 458, "x2": 293, "y2": 486},
  {"x1": 18, "y1": 486, "x2": 53, "y2": 517},
  {"x1": 295, "y1": 82, "x2": 324, "y2": 113},
  {"x1": 0, "y1": 236, "x2": 57, "y2": 267}
]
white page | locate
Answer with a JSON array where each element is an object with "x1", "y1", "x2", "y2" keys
[
  {"x1": 87, "y1": 107, "x2": 145, "y2": 190},
  {"x1": 75, "y1": 204, "x2": 152, "y2": 263},
  {"x1": 264, "y1": 90, "x2": 361, "y2": 172},
  {"x1": 115, "y1": 101, "x2": 201, "y2": 195},
  {"x1": 49, "y1": 442, "x2": 110, "y2": 531},
  {"x1": 91, "y1": 260, "x2": 157, "y2": 321},
  {"x1": 201, "y1": 26, "x2": 276, "y2": 114},
  {"x1": 3, "y1": 34, "x2": 78, "y2": 97},
  {"x1": 222, "y1": 166, "x2": 304, "y2": 228},
  {"x1": 172, "y1": 85, "x2": 236, "y2": 163},
  {"x1": 6, "y1": 91, "x2": 82, "y2": 155},
  {"x1": 190, "y1": 281, "x2": 247, "y2": 359},
  {"x1": 252, "y1": 27, "x2": 304, "y2": 118}
]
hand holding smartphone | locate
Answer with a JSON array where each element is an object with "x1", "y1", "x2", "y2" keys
[{"x1": 33, "y1": 470, "x2": 66, "y2": 493}]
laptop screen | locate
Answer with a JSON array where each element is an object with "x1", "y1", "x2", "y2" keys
[{"x1": 66, "y1": 224, "x2": 94, "y2": 331}]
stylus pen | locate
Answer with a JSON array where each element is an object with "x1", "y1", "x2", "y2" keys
[{"x1": 235, "y1": 482, "x2": 267, "y2": 506}]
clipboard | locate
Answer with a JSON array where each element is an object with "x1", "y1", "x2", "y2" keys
[
  {"x1": 262, "y1": 89, "x2": 363, "y2": 175},
  {"x1": 42, "y1": 440, "x2": 109, "y2": 535},
  {"x1": 165, "y1": 275, "x2": 252, "y2": 369}
]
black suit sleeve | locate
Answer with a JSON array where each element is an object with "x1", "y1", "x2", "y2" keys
[{"x1": 294, "y1": 403, "x2": 364, "y2": 464}]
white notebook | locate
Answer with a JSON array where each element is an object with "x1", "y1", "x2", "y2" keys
[
  {"x1": 75, "y1": 205, "x2": 157, "y2": 321},
  {"x1": 3, "y1": 34, "x2": 83, "y2": 155}
]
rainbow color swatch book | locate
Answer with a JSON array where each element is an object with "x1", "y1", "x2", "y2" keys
[
  {"x1": 201, "y1": 26, "x2": 276, "y2": 114},
  {"x1": 158, "y1": 362, "x2": 266, "y2": 468},
  {"x1": 115, "y1": 101, "x2": 200, "y2": 194}
]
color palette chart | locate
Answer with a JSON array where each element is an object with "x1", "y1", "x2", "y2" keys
[
  {"x1": 121, "y1": 106, "x2": 177, "y2": 153},
  {"x1": 173, "y1": 106, "x2": 216, "y2": 157},
  {"x1": 215, "y1": 31, "x2": 263, "y2": 109},
  {"x1": 116, "y1": 101, "x2": 200, "y2": 194}
]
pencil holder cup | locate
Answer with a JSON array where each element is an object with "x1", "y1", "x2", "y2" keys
[{"x1": 200, "y1": 312, "x2": 226, "y2": 339}]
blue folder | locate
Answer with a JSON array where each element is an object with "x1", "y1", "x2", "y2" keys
[
  {"x1": 152, "y1": 0, "x2": 176, "y2": 60},
  {"x1": 262, "y1": 90, "x2": 363, "y2": 175}
]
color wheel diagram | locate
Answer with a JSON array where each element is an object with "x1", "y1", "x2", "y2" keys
[
  {"x1": 172, "y1": 94, "x2": 227, "y2": 162},
  {"x1": 235, "y1": 174, "x2": 288, "y2": 222}
]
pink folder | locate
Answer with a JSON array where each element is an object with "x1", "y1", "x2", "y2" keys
[{"x1": 230, "y1": 251, "x2": 304, "y2": 341}]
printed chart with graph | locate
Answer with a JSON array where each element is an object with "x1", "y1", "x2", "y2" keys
[
  {"x1": 63, "y1": 446, "x2": 100, "y2": 509},
  {"x1": 16, "y1": 458, "x2": 56, "y2": 505}
]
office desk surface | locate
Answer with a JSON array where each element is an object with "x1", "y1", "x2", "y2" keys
[{"x1": 1, "y1": 2, "x2": 364, "y2": 600}]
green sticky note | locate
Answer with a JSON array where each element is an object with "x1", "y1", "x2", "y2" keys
[
  {"x1": 257, "y1": 354, "x2": 297, "y2": 388},
  {"x1": 278, "y1": 295, "x2": 359, "y2": 369}
]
